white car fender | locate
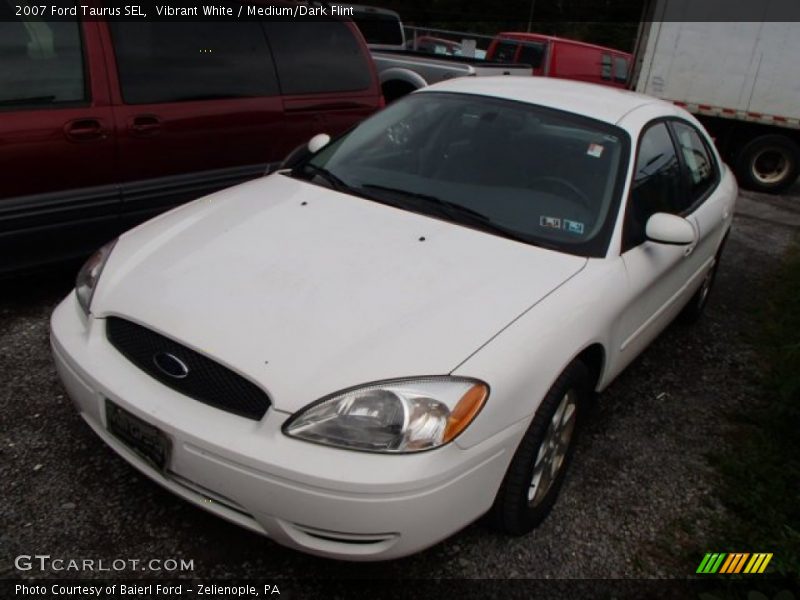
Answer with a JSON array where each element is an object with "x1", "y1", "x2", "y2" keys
[{"x1": 452, "y1": 256, "x2": 629, "y2": 449}]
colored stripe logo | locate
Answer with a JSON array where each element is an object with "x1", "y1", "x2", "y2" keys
[{"x1": 696, "y1": 552, "x2": 773, "y2": 574}]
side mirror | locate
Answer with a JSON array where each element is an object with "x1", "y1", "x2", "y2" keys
[
  {"x1": 645, "y1": 212, "x2": 696, "y2": 245},
  {"x1": 307, "y1": 133, "x2": 331, "y2": 154},
  {"x1": 280, "y1": 133, "x2": 331, "y2": 170}
]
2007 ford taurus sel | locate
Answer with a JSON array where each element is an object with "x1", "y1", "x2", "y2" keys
[{"x1": 51, "y1": 78, "x2": 736, "y2": 560}]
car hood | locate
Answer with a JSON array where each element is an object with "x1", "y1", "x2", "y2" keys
[{"x1": 94, "y1": 174, "x2": 587, "y2": 413}]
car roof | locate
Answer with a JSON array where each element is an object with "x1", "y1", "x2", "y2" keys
[{"x1": 417, "y1": 77, "x2": 675, "y2": 126}]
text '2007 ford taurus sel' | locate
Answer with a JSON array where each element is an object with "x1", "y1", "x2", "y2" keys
[{"x1": 51, "y1": 77, "x2": 737, "y2": 560}]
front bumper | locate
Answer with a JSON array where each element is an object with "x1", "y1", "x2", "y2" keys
[{"x1": 50, "y1": 293, "x2": 522, "y2": 560}]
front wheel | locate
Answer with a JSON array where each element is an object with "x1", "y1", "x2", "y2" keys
[{"x1": 490, "y1": 361, "x2": 589, "y2": 535}]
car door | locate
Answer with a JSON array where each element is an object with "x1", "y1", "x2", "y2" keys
[
  {"x1": 101, "y1": 21, "x2": 285, "y2": 228},
  {"x1": 0, "y1": 16, "x2": 117, "y2": 274},
  {"x1": 616, "y1": 120, "x2": 717, "y2": 362}
]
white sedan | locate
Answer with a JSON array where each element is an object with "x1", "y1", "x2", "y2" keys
[{"x1": 51, "y1": 77, "x2": 736, "y2": 560}]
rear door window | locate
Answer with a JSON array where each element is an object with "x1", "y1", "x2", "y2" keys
[
  {"x1": 265, "y1": 20, "x2": 371, "y2": 95},
  {"x1": 109, "y1": 22, "x2": 279, "y2": 104},
  {"x1": 0, "y1": 12, "x2": 85, "y2": 108},
  {"x1": 671, "y1": 121, "x2": 718, "y2": 209}
]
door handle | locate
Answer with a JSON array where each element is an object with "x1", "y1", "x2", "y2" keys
[
  {"x1": 684, "y1": 244, "x2": 696, "y2": 257},
  {"x1": 64, "y1": 118, "x2": 108, "y2": 142},
  {"x1": 129, "y1": 115, "x2": 162, "y2": 137}
]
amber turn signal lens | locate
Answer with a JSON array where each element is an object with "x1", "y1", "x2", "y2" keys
[{"x1": 443, "y1": 383, "x2": 489, "y2": 442}]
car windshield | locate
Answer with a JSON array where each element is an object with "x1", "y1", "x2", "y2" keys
[{"x1": 296, "y1": 92, "x2": 629, "y2": 256}]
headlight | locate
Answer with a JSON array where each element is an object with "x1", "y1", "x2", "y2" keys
[
  {"x1": 283, "y1": 377, "x2": 488, "y2": 453},
  {"x1": 75, "y1": 239, "x2": 117, "y2": 315}
]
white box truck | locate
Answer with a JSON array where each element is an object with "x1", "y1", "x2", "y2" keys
[{"x1": 632, "y1": 0, "x2": 800, "y2": 192}]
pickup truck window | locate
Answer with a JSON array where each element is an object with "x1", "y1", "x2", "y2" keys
[
  {"x1": 0, "y1": 17, "x2": 85, "y2": 107},
  {"x1": 518, "y1": 43, "x2": 546, "y2": 69},
  {"x1": 492, "y1": 41, "x2": 518, "y2": 63},
  {"x1": 301, "y1": 92, "x2": 629, "y2": 258},
  {"x1": 352, "y1": 13, "x2": 404, "y2": 47},
  {"x1": 265, "y1": 20, "x2": 372, "y2": 95},
  {"x1": 109, "y1": 22, "x2": 279, "y2": 104}
]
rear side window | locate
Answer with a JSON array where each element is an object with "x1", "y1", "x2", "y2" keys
[
  {"x1": 492, "y1": 41, "x2": 518, "y2": 63},
  {"x1": 109, "y1": 22, "x2": 279, "y2": 104},
  {"x1": 601, "y1": 54, "x2": 612, "y2": 80},
  {"x1": 613, "y1": 56, "x2": 629, "y2": 83},
  {"x1": 265, "y1": 20, "x2": 371, "y2": 95},
  {"x1": 625, "y1": 122, "x2": 683, "y2": 249},
  {"x1": 0, "y1": 13, "x2": 85, "y2": 108},
  {"x1": 671, "y1": 121, "x2": 717, "y2": 207},
  {"x1": 518, "y1": 43, "x2": 546, "y2": 69}
]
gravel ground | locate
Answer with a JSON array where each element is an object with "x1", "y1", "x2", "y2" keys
[{"x1": 1, "y1": 183, "x2": 798, "y2": 583}]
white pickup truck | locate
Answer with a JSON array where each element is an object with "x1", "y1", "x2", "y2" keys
[
  {"x1": 632, "y1": 0, "x2": 800, "y2": 192},
  {"x1": 350, "y1": 5, "x2": 530, "y2": 102}
]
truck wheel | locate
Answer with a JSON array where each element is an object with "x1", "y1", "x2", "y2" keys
[
  {"x1": 735, "y1": 134, "x2": 799, "y2": 194},
  {"x1": 381, "y1": 80, "x2": 417, "y2": 104},
  {"x1": 490, "y1": 361, "x2": 589, "y2": 536}
]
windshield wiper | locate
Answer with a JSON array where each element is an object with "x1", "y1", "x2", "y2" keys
[
  {"x1": 361, "y1": 184, "x2": 491, "y2": 222},
  {"x1": 297, "y1": 164, "x2": 352, "y2": 193},
  {"x1": 360, "y1": 184, "x2": 554, "y2": 249}
]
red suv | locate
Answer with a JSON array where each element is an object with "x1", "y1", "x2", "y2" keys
[{"x1": 0, "y1": 14, "x2": 382, "y2": 275}]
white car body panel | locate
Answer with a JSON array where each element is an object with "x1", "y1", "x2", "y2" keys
[
  {"x1": 51, "y1": 77, "x2": 737, "y2": 560},
  {"x1": 93, "y1": 174, "x2": 587, "y2": 412}
]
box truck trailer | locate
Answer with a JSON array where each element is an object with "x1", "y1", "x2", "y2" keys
[{"x1": 632, "y1": 0, "x2": 800, "y2": 193}]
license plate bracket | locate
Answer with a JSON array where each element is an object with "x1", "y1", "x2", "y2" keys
[{"x1": 105, "y1": 399, "x2": 171, "y2": 471}]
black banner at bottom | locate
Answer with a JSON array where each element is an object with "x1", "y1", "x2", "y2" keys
[{"x1": 3, "y1": 577, "x2": 799, "y2": 600}]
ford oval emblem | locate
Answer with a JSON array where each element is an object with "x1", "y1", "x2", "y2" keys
[{"x1": 153, "y1": 352, "x2": 189, "y2": 379}]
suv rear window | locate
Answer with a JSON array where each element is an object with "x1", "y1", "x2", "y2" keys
[
  {"x1": 109, "y1": 22, "x2": 279, "y2": 104},
  {"x1": 0, "y1": 15, "x2": 85, "y2": 108},
  {"x1": 265, "y1": 20, "x2": 372, "y2": 95}
]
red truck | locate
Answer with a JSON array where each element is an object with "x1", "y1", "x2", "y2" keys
[
  {"x1": 486, "y1": 33, "x2": 632, "y2": 88},
  {"x1": 0, "y1": 12, "x2": 382, "y2": 275}
]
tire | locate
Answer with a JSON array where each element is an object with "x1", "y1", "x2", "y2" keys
[
  {"x1": 735, "y1": 134, "x2": 799, "y2": 194},
  {"x1": 381, "y1": 80, "x2": 417, "y2": 104},
  {"x1": 490, "y1": 360, "x2": 590, "y2": 536},
  {"x1": 679, "y1": 233, "x2": 728, "y2": 324}
]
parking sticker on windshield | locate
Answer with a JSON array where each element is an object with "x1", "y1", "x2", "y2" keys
[
  {"x1": 540, "y1": 216, "x2": 561, "y2": 230},
  {"x1": 563, "y1": 219, "x2": 585, "y2": 235},
  {"x1": 587, "y1": 143, "x2": 604, "y2": 158}
]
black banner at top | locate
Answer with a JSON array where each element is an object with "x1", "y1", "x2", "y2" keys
[{"x1": 3, "y1": 0, "x2": 800, "y2": 23}]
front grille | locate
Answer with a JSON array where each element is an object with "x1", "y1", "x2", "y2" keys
[{"x1": 106, "y1": 317, "x2": 270, "y2": 420}]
